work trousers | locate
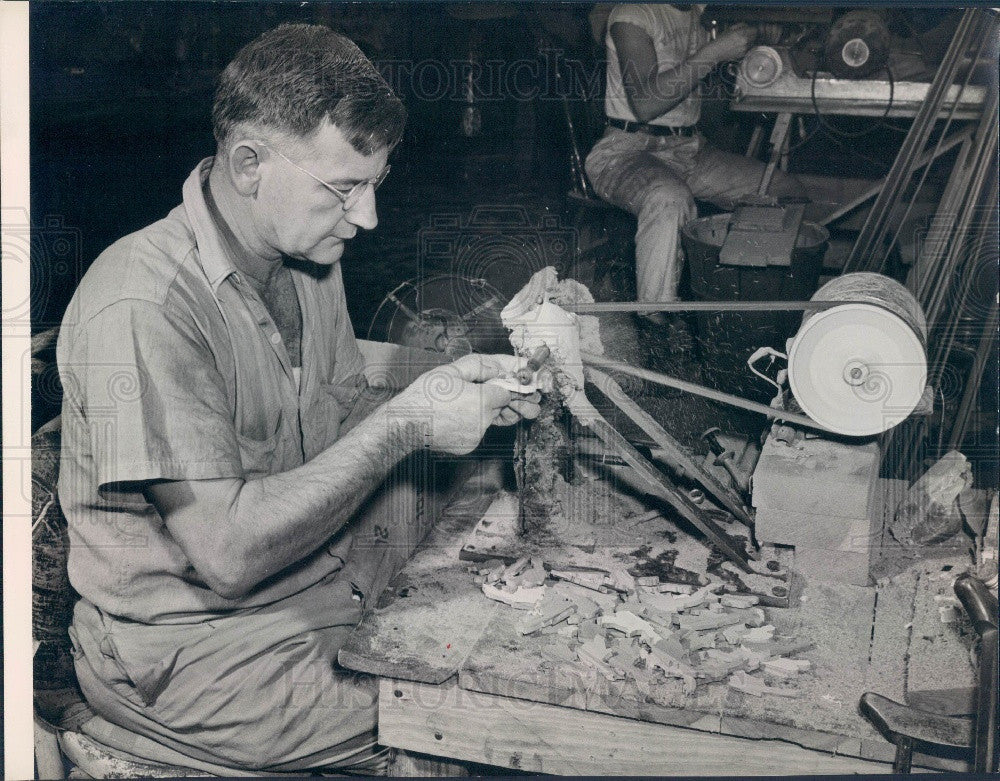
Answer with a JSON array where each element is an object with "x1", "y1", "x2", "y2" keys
[
  {"x1": 584, "y1": 127, "x2": 805, "y2": 303},
  {"x1": 69, "y1": 453, "x2": 448, "y2": 774}
]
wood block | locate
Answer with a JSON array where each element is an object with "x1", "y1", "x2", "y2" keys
[
  {"x1": 578, "y1": 637, "x2": 622, "y2": 680},
  {"x1": 520, "y1": 604, "x2": 575, "y2": 635},
  {"x1": 652, "y1": 636, "x2": 688, "y2": 663},
  {"x1": 657, "y1": 582, "x2": 695, "y2": 594},
  {"x1": 550, "y1": 569, "x2": 612, "y2": 592},
  {"x1": 548, "y1": 581, "x2": 614, "y2": 618},
  {"x1": 720, "y1": 594, "x2": 759, "y2": 609},
  {"x1": 752, "y1": 435, "x2": 880, "y2": 522},
  {"x1": 599, "y1": 611, "x2": 661, "y2": 644},
  {"x1": 647, "y1": 644, "x2": 697, "y2": 694},
  {"x1": 514, "y1": 560, "x2": 548, "y2": 588},
  {"x1": 645, "y1": 582, "x2": 723, "y2": 613},
  {"x1": 541, "y1": 643, "x2": 579, "y2": 665},
  {"x1": 482, "y1": 582, "x2": 545, "y2": 610},
  {"x1": 722, "y1": 624, "x2": 750, "y2": 645},
  {"x1": 754, "y1": 507, "x2": 863, "y2": 551},
  {"x1": 576, "y1": 619, "x2": 600, "y2": 641},
  {"x1": 740, "y1": 625, "x2": 776, "y2": 644},
  {"x1": 698, "y1": 654, "x2": 746, "y2": 681},
  {"x1": 638, "y1": 605, "x2": 676, "y2": 632},
  {"x1": 677, "y1": 611, "x2": 745, "y2": 632},
  {"x1": 679, "y1": 630, "x2": 717, "y2": 652},
  {"x1": 761, "y1": 657, "x2": 811, "y2": 677},
  {"x1": 731, "y1": 607, "x2": 767, "y2": 627}
]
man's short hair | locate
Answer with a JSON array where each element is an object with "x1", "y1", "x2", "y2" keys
[{"x1": 212, "y1": 23, "x2": 406, "y2": 156}]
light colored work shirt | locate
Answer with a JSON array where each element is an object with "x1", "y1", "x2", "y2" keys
[
  {"x1": 604, "y1": 3, "x2": 709, "y2": 127},
  {"x1": 57, "y1": 158, "x2": 366, "y2": 623}
]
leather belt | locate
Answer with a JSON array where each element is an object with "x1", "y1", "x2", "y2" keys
[{"x1": 607, "y1": 117, "x2": 696, "y2": 137}]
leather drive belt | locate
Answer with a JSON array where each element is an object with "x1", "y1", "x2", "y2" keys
[{"x1": 607, "y1": 117, "x2": 696, "y2": 137}]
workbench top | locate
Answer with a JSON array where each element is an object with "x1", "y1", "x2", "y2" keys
[{"x1": 339, "y1": 467, "x2": 978, "y2": 770}]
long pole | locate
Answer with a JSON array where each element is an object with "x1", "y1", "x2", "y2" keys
[
  {"x1": 584, "y1": 366, "x2": 753, "y2": 525},
  {"x1": 566, "y1": 300, "x2": 865, "y2": 314}
]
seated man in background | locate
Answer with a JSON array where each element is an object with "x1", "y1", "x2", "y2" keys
[
  {"x1": 57, "y1": 23, "x2": 539, "y2": 773},
  {"x1": 585, "y1": 4, "x2": 806, "y2": 320}
]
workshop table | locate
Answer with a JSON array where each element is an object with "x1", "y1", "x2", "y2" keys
[
  {"x1": 339, "y1": 463, "x2": 977, "y2": 776},
  {"x1": 728, "y1": 54, "x2": 988, "y2": 232}
]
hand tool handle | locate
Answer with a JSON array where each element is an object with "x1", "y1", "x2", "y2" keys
[
  {"x1": 953, "y1": 573, "x2": 998, "y2": 772},
  {"x1": 517, "y1": 345, "x2": 550, "y2": 385},
  {"x1": 953, "y1": 573, "x2": 998, "y2": 636}
]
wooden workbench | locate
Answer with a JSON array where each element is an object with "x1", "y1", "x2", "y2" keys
[{"x1": 339, "y1": 461, "x2": 978, "y2": 775}]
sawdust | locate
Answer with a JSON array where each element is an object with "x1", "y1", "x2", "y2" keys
[{"x1": 904, "y1": 561, "x2": 978, "y2": 696}]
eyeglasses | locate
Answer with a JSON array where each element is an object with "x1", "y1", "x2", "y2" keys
[{"x1": 255, "y1": 140, "x2": 390, "y2": 209}]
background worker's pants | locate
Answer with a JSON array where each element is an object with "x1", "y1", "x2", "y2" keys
[
  {"x1": 585, "y1": 127, "x2": 806, "y2": 303},
  {"x1": 69, "y1": 452, "x2": 461, "y2": 773}
]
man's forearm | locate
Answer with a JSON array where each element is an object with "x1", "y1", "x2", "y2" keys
[{"x1": 223, "y1": 405, "x2": 419, "y2": 595}]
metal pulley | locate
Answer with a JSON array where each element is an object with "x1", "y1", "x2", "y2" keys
[
  {"x1": 740, "y1": 46, "x2": 784, "y2": 88},
  {"x1": 822, "y1": 10, "x2": 891, "y2": 79},
  {"x1": 367, "y1": 275, "x2": 510, "y2": 356}
]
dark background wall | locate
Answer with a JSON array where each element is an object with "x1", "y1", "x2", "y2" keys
[{"x1": 29, "y1": 2, "x2": 612, "y2": 323}]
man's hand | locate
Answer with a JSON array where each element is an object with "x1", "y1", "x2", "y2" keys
[
  {"x1": 701, "y1": 23, "x2": 757, "y2": 64},
  {"x1": 388, "y1": 353, "x2": 542, "y2": 455}
]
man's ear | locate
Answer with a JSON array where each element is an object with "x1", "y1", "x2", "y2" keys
[{"x1": 227, "y1": 141, "x2": 263, "y2": 198}]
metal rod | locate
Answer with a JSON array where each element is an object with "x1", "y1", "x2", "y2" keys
[
  {"x1": 881, "y1": 18, "x2": 992, "y2": 275},
  {"x1": 914, "y1": 85, "x2": 997, "y2": 309},
  {"x1": 759, "y1": 111, "x2": 793, "y2": 196},
  {"x1": 579, "y1": 351, "x2": 837, "y2": 434},
  {"x1": 584, "y1": 366, "x2": 753, "y2": 526},
  {"x1": 557, "y1": 67, "x2": 593, "y2": 199},
  {"x1": 947, "y1": 299, "x2": 998, "y2": 452},
  {"x1": 818, "y1": 128, "x2": 973, "y2": 227},
  {"x1": 566, "y1": 300, "x2": 867, "y2": 314},
  {"x1": 974, "y1": 628, "x2": 998, "y2": 773},
  {"x1": 844, "y1": 9, "x2": 983, "y2": 274}
]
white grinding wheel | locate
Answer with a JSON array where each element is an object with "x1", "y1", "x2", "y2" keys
[{"x1": 788, "y1": 303, "x2": 926, "y2": 436}]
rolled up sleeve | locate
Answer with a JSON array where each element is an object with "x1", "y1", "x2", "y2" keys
[{"x1": 73, "y1": 299, "x2": 242, "y2": 489}]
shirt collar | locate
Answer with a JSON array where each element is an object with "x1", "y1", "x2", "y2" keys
[{"x1": 182, "y1": 157, "x2": 241, "y2": 292}]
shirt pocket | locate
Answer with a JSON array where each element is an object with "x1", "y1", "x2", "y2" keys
[
  {"x1": 308, "y1": 379, "x2": 361, "y2": 453},
  {"x1": 236, "y1": 428, "x2": 281, "y2": 480}
]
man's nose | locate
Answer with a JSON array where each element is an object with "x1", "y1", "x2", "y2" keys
[{"x1": 345, "y1": 186, "x2": 378, "y2": 231}]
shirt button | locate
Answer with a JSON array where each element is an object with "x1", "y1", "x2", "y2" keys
[{"x1": 270, "y1": 332, "x2": 282, "y2": 345}]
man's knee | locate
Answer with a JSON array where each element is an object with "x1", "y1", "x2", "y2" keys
[
  {"x1": 638, "y1": 182, "x2": 694, "y2": 219},
  {"x1": 770, "y1": 170, "x2": 807, "y2": 201}
]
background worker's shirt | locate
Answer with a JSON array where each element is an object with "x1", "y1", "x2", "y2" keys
[
  {"x1": 57, "y1": 158, "x2": 366, "y2": 624},
  {"x1": 603, "y1": 3, "x2": 709, "y2": 127}
]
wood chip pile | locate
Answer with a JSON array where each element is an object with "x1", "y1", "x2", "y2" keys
[{"x1": 470, "y1": 556, "x2": 814, "y2": 697}]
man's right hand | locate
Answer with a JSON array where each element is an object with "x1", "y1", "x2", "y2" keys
[
  {"x1": 387, "y1": 353, "x2": 542, "y2": 456},
  {"x1": 702, "y1": 23, "x2": 757, "y2": 65}
]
